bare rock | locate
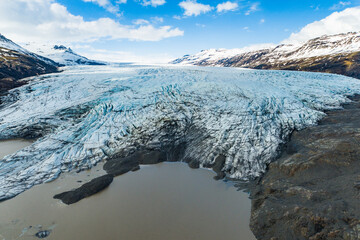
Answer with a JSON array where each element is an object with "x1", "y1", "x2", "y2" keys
[{"x1": 54, "y1": 174, "x2": 113, "y2": 205}]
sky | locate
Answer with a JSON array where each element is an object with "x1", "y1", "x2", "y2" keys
[{"x1": 0, "y1": 0, "x2": 360, "y2": 63}]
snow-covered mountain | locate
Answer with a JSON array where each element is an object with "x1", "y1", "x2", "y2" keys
[
  {"x1": 0, "y1": 34, "x2": 29, "y2": 54},
  {"x1": 172, "y1": 32, "x2": 360, "y2": 79},
  {"x1": 0, "y1": 32, "x2": 106, "y2": 93},
  {"x1": 0, "y1": 34, "x2": 59, "y2": 66},
  {"x1": 1, "y1": 65, "x2": 360, "y2": 200},
  {"x1": 0, "y1": 34, "x2": 58, "y2": 93},
  {"x1": 287, "y1": 32, "x2": 360, "y2": 59},
  {"x1": 24, "y1": 44, "x2": 105, "y2": 66}
]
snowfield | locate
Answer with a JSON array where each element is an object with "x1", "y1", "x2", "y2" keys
[{"x1": 1, "y1": 65, "x2": 360, "y2": 200}]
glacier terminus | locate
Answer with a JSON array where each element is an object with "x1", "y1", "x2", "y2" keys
[{"x1": 1, "y1": 65, "x2": 360, "y2": 200}]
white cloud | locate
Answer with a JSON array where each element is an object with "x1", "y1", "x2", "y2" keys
[
  {"x1": 284, "y1": 6, "x2": 360, "y2": 44},
  {"x1": 140, "y1": 0, "x2": 166, "y2": 7},
  {"x1": 260, "y1": 18, "x2": 265, "y2": 24},
  {"x1": 151, "y1": 16, "x2": 164, "y2": 23},
  {"x1": 179, "y1": 1, "x2": 213, "y2": 17},
  {"x1": 83, "y1": 0, "x2": 120, "y2": 15},
  {"x1": 0, "y1": 0, "x2": 183, "y2": 44},
  {"x1": 329, "y1": 1, "x2": 351, "y2": 10},
  {"x1": 216, "y1": 1, "x2": 238, "y2": 13},
  {"x1": 117, "y1": 0, "x2": 127, "y2": 3},
  {"x1": 133, "y1": 19, "x2": 150, "y2": 25},
  {"x1": 245, "y1": 2, "x2": 260, "y2": 15},
  {"x1": 133, "y1": 17, "x2": 163, "y2": 25}
]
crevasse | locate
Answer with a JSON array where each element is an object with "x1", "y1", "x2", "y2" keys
[{"x1": 1, "y1": 65, "x2": 360, "y2": 200}]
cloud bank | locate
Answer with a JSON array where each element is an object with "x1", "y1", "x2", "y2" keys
[
  {"x1": 284, "y1": 7, "x2": 360, "y2": 44},
  {"x1": 0, "y1": 0, "x2": 183, "y2": 44}
]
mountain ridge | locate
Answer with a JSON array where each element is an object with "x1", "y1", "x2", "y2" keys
[
  {"x1": 172, "y1": 32, "x2": 360, "y2": 79},
  {"x1": 0, "y1": 33, "x2": 59, "y2": 94}
]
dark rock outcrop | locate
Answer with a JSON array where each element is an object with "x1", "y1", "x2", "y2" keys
[
  {"x1": 53, "y1": 174, "x2": 113, "y2": 205},
  {"x1": 103, "y1": 150, "x2": 167, "y2": 176},
  {"x1": 248, "y1": 95, "x2": 360, "y2": 240}
]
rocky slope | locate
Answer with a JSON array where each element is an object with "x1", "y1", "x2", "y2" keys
[
  {"x1": 0, "y1": 34, "x2": 59, "y2": 94},
  {"x1": 23, "y1": 44, "x2": 106, "y2": 66},
  {"x1": 247, "y1": 95, "x2": 360, "y2": 240},
  {"x1": 172, "y1": 32, "x2": 360, "y2": 79}
]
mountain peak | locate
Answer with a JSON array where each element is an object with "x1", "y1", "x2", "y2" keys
[
  {"x1": 24, "y1": 43, "x2": 105, "y2": 66},
  {"x1": 53, "y1": 45, "x2": 68, "y2": 51}
]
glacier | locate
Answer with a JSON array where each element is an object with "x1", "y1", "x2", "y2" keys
[{"x1": 1, "y1": 65, "x2": 360, "y2": 200}]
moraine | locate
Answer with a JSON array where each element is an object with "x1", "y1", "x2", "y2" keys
[{"x1": 1, "y1": 65, "x2": 360, "y2": 200}]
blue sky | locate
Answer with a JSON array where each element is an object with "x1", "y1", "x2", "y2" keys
[{"x1": 0, "y1": 0, "x2": 360, "y2": 62}]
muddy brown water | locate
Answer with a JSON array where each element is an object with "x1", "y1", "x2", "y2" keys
[
  {"x1": 0, "y1": 139, "x2": 256, "y2": 240},
  {"x1": 0, "y1": 139, "x2": 34, "y2": 159}
]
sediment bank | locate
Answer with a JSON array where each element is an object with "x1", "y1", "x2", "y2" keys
[{"x1": 248, "y1": 95, "x2": 360, "y2": 240}]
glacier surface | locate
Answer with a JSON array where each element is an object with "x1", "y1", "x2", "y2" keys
[{"x1": 1, "y1": 65, "x2": 360, "y2": 200}]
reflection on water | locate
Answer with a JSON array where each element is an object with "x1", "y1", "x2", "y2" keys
[{"x1": 0, "y1": 140, "x2": 256, "y2": 240}]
